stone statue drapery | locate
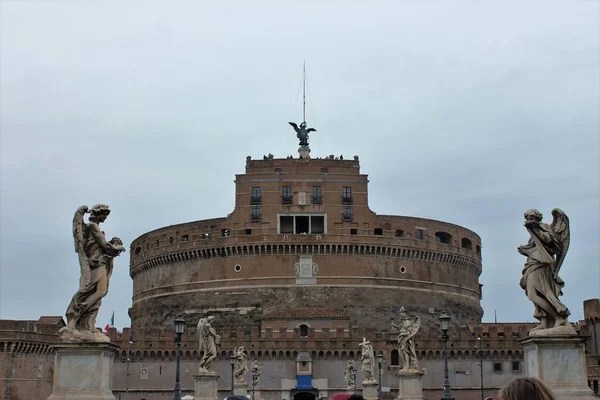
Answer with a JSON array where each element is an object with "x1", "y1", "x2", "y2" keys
[
  {"x1": 234, "y1": 346, "x2": 248, "y2": 384},
  {"x1": 198, "y1": 316, "x2": 221, "y2": 373},
  {"x1": 391, "y1": 313, "x2": 420, "y2": 372},
  {"x1": 518, "y1": 208, "x2": 576, "y2": 336},
  {"x1": 60, "y1": 204, "x2": 125, "y2": 343},
  {"x1": 345, "y1": 359, "x2": 356, "y2": 388},
  {"x1": 359, "y1": 337, "x2": 377, "y2": 384}
]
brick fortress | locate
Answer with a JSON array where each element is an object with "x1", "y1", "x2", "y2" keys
[{"x1": 1, "y1": 150, "x2": 598, "y2": 400}]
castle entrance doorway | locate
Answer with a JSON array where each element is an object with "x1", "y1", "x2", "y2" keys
[{"x1": 293, "y1": 391, "x2": 316, "y2": 400}]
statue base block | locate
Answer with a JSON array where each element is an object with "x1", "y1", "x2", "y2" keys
[
  {"x1": 234, "y1": 381, "x2": 249, "y2": 396},
  {"x1": 47, "y1": 342, "x2": 118, "y2": 400},
  {"x1": 520, "y1": 335, "x2": 596, "y2": 400},
  {"x1": 194, "y1": 373, "x2": 219, "y2": 400},
  {"x1": 396, "y1": 371, "x2": 424, "y2": 400},
  {"x1": 362, "y1": 381, "x2": 378, "y2": 400},
  {"x1": 298, "y1": 146, "x2": 311, "y2": 159}
]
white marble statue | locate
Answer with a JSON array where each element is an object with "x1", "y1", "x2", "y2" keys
[
  {"x1": 518, "y1": 208, "x2": 576, "y2": 336},
  {"x1": 359, "y1": 337, "x2": 377, "y2": 384},
  {"x1": 391, "y1": 312, "x2": 420, "y2": 372},
  {"x1": 234, "y1": 346, "x2": 248, "y2": 384},
  {"x1": 198, "y1": 316, "x2": 221, "y2": 374},
  {"x1": 345, "y1": 359, "x2": 356, "y2": 389}
]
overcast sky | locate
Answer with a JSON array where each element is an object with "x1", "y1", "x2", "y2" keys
[{"x1": 1, "y1": 1, "x2": 598, "y2": 329}]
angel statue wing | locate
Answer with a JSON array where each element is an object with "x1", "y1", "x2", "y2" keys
[
  {"x1": 550, "y1": 208, "x2": 570, "y2": 278},
  {"x1": 288, "y1": 122, "x2": 300, "y2": 133},
  {"x1": 306, "y1": 128, "x2": 317, "y2": 133},
  {"x1": 72, "y1": 205, "x2": 91, "y2": 290},
  {"x1": 407, "y1": 315, "x2": 421, "y2": 338}
]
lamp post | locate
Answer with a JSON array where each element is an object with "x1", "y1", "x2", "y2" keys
[
  {"x1": 439, "y1": 312, "x2": 452, "y2": 400},
  {"x1": 351, "y1": 365, "x2": 357, "y2": 394},
  {"x1": 173, "y1": 317, "x2": 185, "y2": 400},
  {"x1": 123, "y1": 340, "x2": 134, "y2": 393},
  {"x1": 230, "y1": 352, "x2": 236, "y2": 395},
  {"x1": 251, "y1": 364, "x2": 257, "y2": 400},
  {"x1": 475, "y1": 337, "x2": 484, "y2": 400},
  {"x1": 376, "y1": 350, "x2": 384, "y2": 400}
]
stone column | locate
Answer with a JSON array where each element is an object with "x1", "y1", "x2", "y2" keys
[
  {"x1": 362, "y1": 382, "x2": 378, "y2": 400},
  {"x1": 47, "y1": 342, "x2": 118, "y2": 400},
  {"x1": 520, "y1": 335, "x2": 596, "y2": 400},
  {"x1": 194, "y1": 373, "x2": 220, "y2": 400},
  {"x1": 396, "y1": 371, "x2": 424, "y2": 400}
]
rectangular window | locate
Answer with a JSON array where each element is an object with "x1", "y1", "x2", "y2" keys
[
  {"x1": 416, "y1": 229, "x2": 424, "y2": 240},
  {"x1": 182, "y1": 235, "x2": 189, "y2": 242},
  {"x1": 374, "y1": 228, "x2": 383, "y2": 236},
  {"x1": 512, "y1": 361, "x2": 520, "y2": 371},
  {"x1": 343, "y1": 207, "x2": 353, "y2": 221},
  {"x1": 350, "y1": 228, "x2": 358, "y2": 235},
  {"x1": 280, "y1": 216, "x2": 293, "y2": 234},
  {"x1": 251, "y1": 206, "x2": 261, "y2": 221},
  {"x1": 251, "y1": 187, "x2": 261, "y2": 204},
  {"x1": 311, "y1": 216, "x2": 325, "y2": 234},
  {"x1": 282, "y1": 186, "x2": 292, "y2": 204},
  {"x1": 245, "y1": 228, "x2": 252, "y2": 235},
  {"x1": 295, "y1": 216, "x2": 309, "y2": 234},
  {"x1": 170, "y1": 237, "x2": 173, "y2": 244},
  {"x1": 342, "y1": 186, "x2": 352, "y2": 202},
  {"x1": 312, "y1": 186, "x2": 322, "y2": 204},
  {"x1": 494, "y1": 362, "x2": 502, "y2": 372}
]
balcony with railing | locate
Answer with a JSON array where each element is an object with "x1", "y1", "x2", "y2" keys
[
  {"x1": 342, "y1": 196, "x2": 353, "y2": 205},
  {"x1": 312, "y1": 196, "x2": 323, "y2": 204},
  {"x1": 251, "y1": 196, "x2": 262, "y2": 205},
  {"x1": 281, "y1": 196, "x2": 293, "y2": 205}
]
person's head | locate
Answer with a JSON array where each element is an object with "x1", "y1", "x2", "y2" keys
[
  {"x1": 89, "y1": 204, "x2": 111, "y2": 223},
  {"x1": 499, "y1": 377, "x2": 556, "y2": 400}
]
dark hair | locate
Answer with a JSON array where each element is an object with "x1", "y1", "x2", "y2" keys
[{"x1": 499, "y1": 377, "x2": 556, "y2": 400}]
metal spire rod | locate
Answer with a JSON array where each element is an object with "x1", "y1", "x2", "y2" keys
[{"x1": 303, "y1": 60, "x2": 306, "y2": 123}]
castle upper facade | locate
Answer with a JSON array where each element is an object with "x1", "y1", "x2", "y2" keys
[{"x1": 129, "y1": 154, "x2": 483, "y2": 333}]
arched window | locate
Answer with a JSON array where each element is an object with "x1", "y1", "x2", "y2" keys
[
  {"x1": 391, "y1": 349, "x2": 399, "y2": 366},
  {"x1": 461, "y1": 238, "x2": 473, "y2": 250},
  {"x1": 435, "y1": 231, "x2": 452, "y2": 244},
  {"x1": 299, "y1": 324, "x2": 309, "y2": 338},
  {"x1": 135, "y1": 247, "x2": 142, "y2": 255}
]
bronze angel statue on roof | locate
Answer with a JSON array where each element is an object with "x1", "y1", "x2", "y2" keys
[
  {"x1": 391, "y1": 312, "x2": 421, "y2": 372},
  {"x1": 518, "y1": 208, "x2": 576, "y2": 336},
  {"x1": 59, "y1": 204, "x2": 125, "y2": 342},
  {"x1": 289, "y1": 121, "x2": 316, "y2": 147}
]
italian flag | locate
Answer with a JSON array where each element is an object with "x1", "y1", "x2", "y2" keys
[{"x1": 104, "y1": 312, "x2": 114, "y2": 333}]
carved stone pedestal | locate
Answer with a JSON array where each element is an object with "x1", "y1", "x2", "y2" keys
[
  {"x1": 520, "y1": 335, "x2": 596, "y2": 400},
  {"x1": 47, "y1": 342, "x2": 118, "y2": 400},
  {"x1": 234, "y1": 381, "x2": 249, "y2": 397},
  {"x1": 193, "y1": 373, "x2": 220, "y2": 400},
  {"x1": 298, "y1": 146, "x2": 311, "y2": 159},
  {"x1": 362, "y1": 381, "x2": 378, "y2": 400},
  {"x1": 396, "y1": 371, "x2": 424, "y2": 400}
]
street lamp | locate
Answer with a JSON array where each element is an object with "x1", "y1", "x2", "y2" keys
[
  {"x1": 376, "y1": 350, "x2": 384, "y2": 400},
  {"x1": 475, "y1": 337, "x2": 484, "y2": 400},
  {"x1": 122, "y1": 340, "x2": 134, "y2": 393},
  {"x1": 173, "y1": 316, "x2": 186, "y2": 400},
  {"x1": 351, "y1": 365, "x2": 357, "y2": 394},
  {"x1": 438, "y1": 312, "x2": 453, "y2": 400},
  {"x1": 230, "y1": 352, "x2": 236, "y2": 395}
]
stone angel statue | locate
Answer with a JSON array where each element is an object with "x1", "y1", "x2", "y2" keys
[
  {"x1": 344, "y1": 359, "x2": 356, "y2": 389},
  {"x1": 289, "y1": 121, "x2": 316, "y2": 147},
  {"x1": 60, "y1": 204, "x2": 125, "y2": 342},
  {"x1": 391, "y1": 312, "x2": 420, "y2": 372},
  {"x1": 518, "y1": 208, "x2": 576, "y2": 336},
  {"x1": 198, "y1": 316, "x2": 221, "y2": 374},
  {"x1": 251, "y1": 360, "x2": 261, "y2": 387},
  {"x1": 234, "y1": 346, "x2": 248, "y2": 384},
  {"x1": 359, "y1": 337, "x2": 377, "y2": 384}
]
